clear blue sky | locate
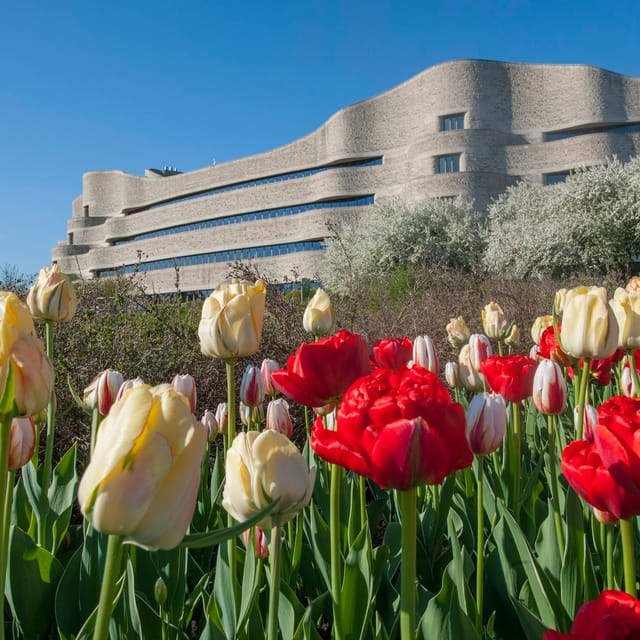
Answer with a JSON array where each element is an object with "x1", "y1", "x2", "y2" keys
[{"x1": 1, "y1": 0, "x2": 638, "y2": 280}]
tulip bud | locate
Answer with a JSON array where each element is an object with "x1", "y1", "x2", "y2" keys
[
  {"x1": 8, "y1": 416, "x2": 36, "y2": 470},
  {"x1": 482, "y1": 302, "x2": 508, "y2": 339},
  {"x1": 530, "y1": 344, "x2": 541, "y2": 360},
  {"x1": 243, "y1": 527, "x2": 269, "y2": 559},
  {"x1": 154, "y1": 577, "x2": 168, "y2": 607},
  {"x1": 201, "y1": 409, "x2": 219, "y2": 441},
  {"x1": 215, "y1": 402, "x2": 229, "y2": 435},
  {"x1": 574, "y1": 403, "x2": 598, "y2": 442},
  {"x1": 313, "y1": 402, "x2": 337, "y2": 417},
  {"x1": 266, "y1": 398, "x2": 293, "y2": 438},
  {"x1": 222, "y1": 430, "x2": 316, "y2": 529},
  {"x1": 561, "y1": 286, "x2": 619, "y2": 359},
  {"x1": 170, "y1": 374, "x2": 197, "y2": 413},
  {"x1": 198, "y1": 278, "x2": 266, "y2": 359},
  {"x1": 260, "y1": 358, "x2": 279, "y2": 397},
  {"x1": 532, "y1": 359, "x2": 567, "y2": 415},
  {"x1": 115, "y1": 377, "x2": 145, "y2": 402},
  {"x1": 240, "y1": 365, "x2": 265, "y2": 407},
  {"x1": 626, "y1": 276, "x2": 640, "y2": 293},
  {"x1": 505, "y1": 324, "x2": 520, "y2": 346},
  {"x1": 554, "y1": 288, "x2": 568, "y2": 315},
  {"x1": 621, "y1": 363, "x2": 636, "y2": 397},
  {"x1": 446, "y1": 316, "x2": 470, "y2": 351},
  {"x1": 531, "y1": 315, "x2": 553, "y2": 345},
  {"x1": 465, "y1": 392, "x2": 506, "y2": 455},
  {"x1": 469, "y1": 333, "x2": 493, "y2": 371},
  {"x1": 611, "y1": 287, "x2": 640, "y2": 348},
  {"x1": 444, "y1": 362, "x2": 459, "y2": 388},
  {"x1": 458, "y1": 344, "x2": 484, "y2": 391},
  {"x1": 26, "y1": 264, "x2": 78, "y2": 323},
  {"x1": 412, "y1": 335, "x2": 439, "y2": 374},
  {"x1": 303, "y1": 288, "x2": 336, "y2": 337},
  {"x1": 84, "y1": 369, "x2": 124, "y2": 416},
  {"x1": 591, "y1": 507, "x2": 619, "y2": 525}
]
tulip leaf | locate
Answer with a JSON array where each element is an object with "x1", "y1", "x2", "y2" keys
[
  {"x1": 55, "y1": 544, "x2": 83, "y2": 639},
  {"x1": 339, "y1": 525, "x2": 371, "y2": 638},
  {"x1": 21, "y1": 459, "x2": 47, "y2": 525},
  {"x1": 211, "y1": 542, "x2": 237, "y2": 639},
  {"x1": 307, "y1": 502, "x2": 332, "y2": 592},
  {"x1": 278, "y1": 578, "x2": 304, "y2": 639},
  {"x1": 510, "y1": 598, "x2": 548, "y2": 640},
  {"x1": 6, "y1": 525, "x2": 63, "y2": 639},
  {"x1": 237, "y1": 532, "x2": 261, "y2": 635},
  {"x1": 560, "y1": 490, "x2": 584, "y2": 619},
  {"x1": 181, "y1": 499, "x2": 278, "y2": 549}
]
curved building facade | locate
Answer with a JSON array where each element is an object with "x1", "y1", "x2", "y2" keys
[{"x1": 52, "y1": 59, "x2": 640, "y2": 294}]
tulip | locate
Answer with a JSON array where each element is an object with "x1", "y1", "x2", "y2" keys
[
  {"x1": 311, "y1": 366, "x2": 473, "y2": 490},
  {"x1": 303, "y1": 288, "x2": 336, "y2": 337},
  {"x1": 170, "y1": 374, "x2": 197, "y2": 413},
  {"x1": 465, "y1": 392, "x2": 506, "y2": 455},
  {"x1": 446, "y1": 316, "x2": 470, "y2": 351},
  {"x1": 371, "y1": 337, "x2": 413, "y2": 370},
  {"x1": 611, "y1": 287, "x2": 640, "y2": 348},
  {"x1": 554, "y1": 288, "x2": 568, "y2": 315},
  {"x1": 444, "y1": 362, "x2": 459, "y2": 388},
  {"x1": 198, "y1": 278, "x2": 266, "y2": 359},
  {"x1": 215, "y1": 402, "x2": 229, "y2": 435},
  {"x1": 26, "y1": 264, "x2": 78, "y2": 323},
  {"x1": 261, "y1": 358, "x2": 280, "y2": 397},
  {"x1": 266, "y1": 398, "x2": 293, "y2": 438},
  {"x1": 222, "y1": 430, "x2": 315, "y2": 528},
  {"x1": 481, "y1": 355, "x2": 538, "y2": 403},
  {"x1": 531, "y1": 315, "x2": 553, "y2": 345},
  {"x1": 469, "y1": 333, "x2": 493, "y2": 371},
  {"x1": 621, "y1": 354, "x2": 640, "y2": 397},
  {"x1": 8, "y1": 416, "x2": 36, "y2": 470},
  {"x1": 482, "y1": 302, "x2": 508, "y2": 339},
  {"x1": 505, "y1": 324, "x2": 520, "y2": 346},
  {"x1": 240, "y1": 365, "x2": 265, "y2": 407},
  {"x1": 560, "y1": 285, "x2": 619, "y2": 359},
  {"x1": 532, "y1": 359, "x2": 567, "y2": 415},
  {"x1": 239, "y1": 401, "x2": 264, "y2": 427},
  {"x1": 458, "y1": 344, "x2": 484, "y2": 392},
  {"x1": 0, "y1": 292, "x2": 54, "y2": 418},
  {"x1": 530, "y1": 345, "x2": 541, "y2": 360},
  {"x1": 627, "y1": 277, "x2": 640, "y2": 293},
  {"x1": 201, "y1": 409, "x2": 219, "y2": 441},
  {"x1": 243, "y1": 527, "x2": 270, "y2": 559},
  {"x1": 84, "y1": 369, "x2": 124, "y2": 416},
  {"x1": 538, "y1": 325, "x2": 573, "y2": 367},
  {"x1": 573, "y1": 403, "x2": 598, "y2": 442},
  {"x1": 116, "y1": 377, "x2": 145, "y2": 402},
  {"x1": 271, "y1": 330, "x2": 371, "y2": 407},
  {"x1": 78, "y1": 384, "x2": 207, "y2": 550},
  {"x1": 412, "y1": 335, "x2": 439, "y2": 374},
  {"x1": 544, "y1": 590, "x2": 640, "y2": 640}
]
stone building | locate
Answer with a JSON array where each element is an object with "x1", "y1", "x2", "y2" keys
[{"x1": 52, "y1": 59, "x2": 640, "y2": 295}]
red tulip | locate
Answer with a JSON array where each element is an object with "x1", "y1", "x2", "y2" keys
[
  {"x1": 481, "y1": 355, "x2": 538, "y2": 403},
  {"x1": 561, "y1": 439, "x2": 640, "y2": 519},
  {"x1": 567, "y1": 349, "x2": 625, "y2": 387},
  {"x1": 270, "y1": 330, "x2": 371, "y2": 407},
  {"x1": 371, "y1": 337, "x2": 412, "y2": 370},
  {"x1": 593, "y1": 395, "x2": 640, "y2": 493},
  {"x1": 538, "y1": 325, "x2": 572, "y2": 367},
  {"x1": 310, "y1": 365, "x2": 473, "y2": 490},
  {"x1": 544, "y1": 590, "x2": 640, "y2": 639}
]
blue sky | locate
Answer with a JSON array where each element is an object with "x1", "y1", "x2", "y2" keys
[{"x1": 1, "y1": 0, "x2": 639, "y2": 280}]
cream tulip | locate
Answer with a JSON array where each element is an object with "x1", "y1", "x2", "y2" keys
[
  {"x1": 481, "y1": 302, "x2": 508, "y2": 339},
  {"x1": 611, "y1": 287, "x2": 640, "y2": 348},
  {"x1": 26, "y1": 264, "x2": 78, "y2": 323},
  {"x1": 303, "y1": 288, "x2": 336, "y2": 337}
]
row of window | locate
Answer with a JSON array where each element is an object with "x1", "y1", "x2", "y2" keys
[
  {"x1": 114, "y1": 196, "x2": 374, "y2": 245},
  {"x1": 129, "y1": 157, "x2": 383, "y2": 214},
  {"x1": 545, "y1": 122, "x2": 640, "y2": 141},
  {"x1": 95, "y1": 241, "x2": 325, "y2": 277}
]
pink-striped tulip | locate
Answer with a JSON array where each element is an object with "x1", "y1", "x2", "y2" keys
[
  {"x1": 240, "y1": 365, "x2": 265, "y2": 407},
  {"x1": 469, "y1": 333, "x2": 493, "y2": 371},
  {"x1": 84, "y1": 369, "x2": 124, "y2": 416},
  {"x1": 266, "y1": 398, "x2": 293, "y2": 438},
  {"x1": 116, "y1": 377, "x2": 145, "y2": 402},
  {"x1": 215, "y1": 402, "x2": 229, "y2": 435},
  {"x1": 201, "y1": 409, "x2": 219, "y2": 441},
  {"x1": 574, "y1": 403, "x2": 598, "y2": 442},
  {"x1": 171, "y1": 374, "x2": 197, "y2": 413},
  {"x1": 260, "y1": 358, "x2": 280, "y2": 397},
  {"x1": 243, "y1": 527, "x2": 269, "y2": 558},
  {"x1": 8, "y1": 416, "x2": 36, "y2": 470},
  {"x1": 532, "y1": 359, "x2": 567, "y2": 415},
  {"x1": 465, "y1": 392, "x2": 506, "y2": 455},
  {"x1": 412, "y1": 335, "x2": 439, "y2": 374}
]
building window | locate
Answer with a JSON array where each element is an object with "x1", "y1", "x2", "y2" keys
[
  {"x1": 438, "y1": 155, "x2": 460, "y2": 173},
  {"x1": 83, "y1": 205, "x2": 89, "y2": 217},
  {"x1": 441, "y1": 114, "x2": 464, "y2": 131},
  {"x1": 544, "y1": 171, "x2": 571, "y2": 185}
]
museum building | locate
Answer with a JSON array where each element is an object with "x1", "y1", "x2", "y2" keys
[{"x1": 51, "y1": 59, "x2": 640, "y2": 295}]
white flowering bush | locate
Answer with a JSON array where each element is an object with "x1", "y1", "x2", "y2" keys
[
  {"x1": 485, "y1": 157, "x2": 640, "y2": 277},
  {"x1": 321, "y1": 197, "x2": 486, "y2": 295}
]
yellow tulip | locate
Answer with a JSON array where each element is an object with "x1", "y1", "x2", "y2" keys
[
  {"x1": 303, "y1": 288, "x2": 336, "y2": 337},
  {"x1": 26, "y1": 264, "x2": 78, "y2": 323},
  {"x1": 198, "y1": 279, "x2": 266, "y2": 359},
  {"x1": 222, "y1": 430, "x2": 315, "y2": 529},
  {"x1": 560, "y1": 286, "x2": 619, "y2": 359},
  {"x1": 78, "y1": 384, "x2": 207, "y2": 550}
]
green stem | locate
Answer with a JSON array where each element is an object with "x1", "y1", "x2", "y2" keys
[
  {"x1": 547, "y1": 415, "x2": 565, "y2": 555},
  {"x1": 629, "y1": 351, "x2": 640, "y2": 399},
  {"x1": 267, "y1": 523, "x2": 283, "y2": 640},
  {"x1": 575, "y1": 359, "x2": 591, "y2": 440},
  {"x1": 0, "y1": 416, "x2": 13, "y2": 640},
  {"x1": 620, "y1": 518, "x2": 637, "y2": 597},
  {"x1": 475, "y1": 458, "x2": 485, "y2": 632},
  {"x1": 42, "y1": 319, "x2": 56, "y2": 495},
  {"x1": 359, "y1": 475, "x2": 367, "y2": 532},
  {"x1": 92, "y1": 534, "x2": 125, "y2": 640},
  {"x1": 330, "y1": 462, "x2": 343, "y2": 640},
  {"x1": 511, "y1": 402, "x2": 522, "y2": 521},
  {"x1": 225, "y1": 359, "x2": 238, "y2": 603},
  {"x1": 398, "y1": 488, "x2": 417, "y2": 640},
  {"x1": 606, "y1": 525, "x2": 615, "y2": 591}
]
